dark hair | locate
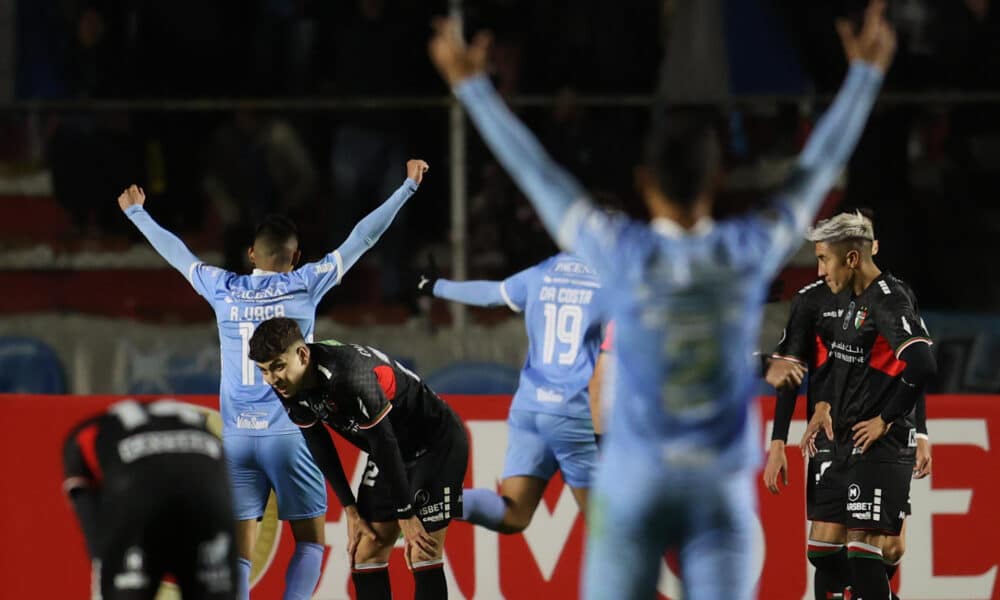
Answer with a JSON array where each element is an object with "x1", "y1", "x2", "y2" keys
[
  {"x1": 248, "y1": 317, "x2": 304, "y2": 362},
  {"x1": 644, "y1": 107, "x2": 722, "y2": 207},
  {"x1": 253, "y1": 214, "x2": 298, "y2": 247}
]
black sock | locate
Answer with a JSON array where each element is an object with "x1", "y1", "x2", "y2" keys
[
  {"x1": 808, "y1": 543, "x2": 850, "y2": 600},
  {"x1": 412, "y1": 561, "x2": 447, "y2": 600},
  {"x1": 351, "y1": 564, "x2": 391, "y2": 600},
  {"x1": 847, "y1": 542, "x2": 890, "y2": 600}
]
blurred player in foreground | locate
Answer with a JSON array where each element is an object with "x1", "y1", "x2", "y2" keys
[
  {"x1": 63, "y1": 399, "x2": 237, "y2": 600},
  {"x1": 118, "y1": 159, "x2": 428, "y2": 599},
  {"x1": 429, "y1": 1, "x2": 895, "y2": 597},
  {"x1": 248, "y1": 317, "x2": 468, "y2": 600},
  {"x1": 800, "y1": 211, "x2": 936, "y2": 599},
  {"x1": 418, "y1": 252, "x2": 604, "y2": 533},
  {"x1": 763, "y1": 213, "x2": 931, "y2": 599}
]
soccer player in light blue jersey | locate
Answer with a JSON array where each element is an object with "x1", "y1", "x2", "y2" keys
[
  {"x1": 430, "y1": 2, "x2": 895, "y2": 597},
  {"x1": 417, "y1": 253, "x2": 604, "y2": 532},
  {"x1": 118, "y1": 159, "x2": 429, "y2": 600}
]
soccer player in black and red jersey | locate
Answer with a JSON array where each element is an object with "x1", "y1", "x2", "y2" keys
[
  {"x1": 763, "y1": 213, "x2": 932, "y2": 599},
  {"x1": 247, "y1": 317, "x2": 468, "y2": 600},
  {"x1": 63, "y1": 399, "x2": 238, "y2": 600},
  {"x1": 797, "y1": 212, "x2": 936, "y2": 599}
]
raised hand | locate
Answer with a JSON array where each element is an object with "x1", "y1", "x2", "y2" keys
[
  {"x1": 407, "y1": 159, "x2": 430, "y2": 185},
  {"x1": 428, "y1": 16, "x2": 492, "y2": 87},
  {"x1": 117, "y1": 185, "x2": 145, "y2": 212},
  {"x1": 836, "y1": 0, "x2": 897, "y2": 74}
]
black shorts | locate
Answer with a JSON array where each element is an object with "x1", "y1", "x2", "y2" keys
[
  {"x1": 98, "y1": 456, "x2": 238, "y2": 600},
  {"x1": 806, "y1": 440, "x2": 849, "y2": 524},
  {"x1": 357, "y1": 414, "x2": 469, "y2": 532},
  {"x1": 844, "y1": 455, "x2": 912, "y2": 536}
]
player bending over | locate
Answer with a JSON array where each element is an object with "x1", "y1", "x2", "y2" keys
[
  {"x1": 429, "y1": 2, "x2": 894, "y2": 597},
  {"x1": 418, "y1": 252, "x2": 604, "y2": 533},
  {"x1": 249, "y1": 317, "x2": 469, "y2": 600},
  {"x1": 63, "y1": 399, "x2": 238, "y2": 600},
  {"x1": 119, "y1": 159, "x2": 428, "y2": 600}
]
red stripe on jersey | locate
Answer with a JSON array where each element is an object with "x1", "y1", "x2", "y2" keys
[
  {"x1": 76, "y1": 423, "x2": 103, "y2": 485},
  {"x1": 373, "y1": 365, "x2": 397, "y2": 400},
  {"x1": 869, "y1": 334, "x2": 906, "y2": 377},
  {"x1": 814, "y1": 334, "x2": 829, "y2": 368}
]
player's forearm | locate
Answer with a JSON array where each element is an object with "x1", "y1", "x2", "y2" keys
[
  {"x1": 915, "y1": 392, "x2": 928, "y2": 436},
  {"x1": 124, "y1": 206, "x2": 202, "y2": 276},
  {"x1": 366, "y1": 422, "x2": 414, "y2": 519},
  {"x1": 771, "y1": 385, "x2": 798, "y2": 443},
  {"x1": 774, "y1": 62, "x2": 884, "y2": 235},
  {"x1": 302, "y1": 426, "x2": 357, "y2": 507},
  {"x1": 433, "y1": 279, "x2": 507, "y2": 308},
  {"x1": 68, "y1": 489, "x2": 102, "y2": 558},
  {"x1": 880, "y1": 343, "x2": 936, "y2": 424},
  {"x1": 455, "y1": 75, "x2": 590, "y2": 250},
  {"x1": 335, "y1": 178, "x2": 419, "y2": 273}
]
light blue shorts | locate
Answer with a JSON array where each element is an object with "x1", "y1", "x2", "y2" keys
[
  {"x1": 224, "y1": 432, "x2": 327, "y2": 521},
  {"x1": 502, "y1": 409, "x2": 597, "y2": 488}
]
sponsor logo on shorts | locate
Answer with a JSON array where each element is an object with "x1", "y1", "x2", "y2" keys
[
  {"x1": 848, "y1": 484, "x2": 861, "y2": 501},
  {"x1": 537, "y1": 388, "x2": 564, "y2": 404}
]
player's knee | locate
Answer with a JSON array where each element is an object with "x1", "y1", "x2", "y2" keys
[{"x1": 498, "y1": 511, "x2": 532, "y2": 534}]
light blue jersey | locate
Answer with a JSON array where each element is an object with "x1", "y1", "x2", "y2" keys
[
  {"x1": 434, "y1": 253, "x2": 603, "y2": 418},
  {"x1": 126, "y1": 177, "x2": 418, "y2": 437},
  {"x1": 455, "y1": 62, "x2": 884, "y2": 473},
  {"x1": 453, "y1": 60, "x2": 885, "y2": 599}
]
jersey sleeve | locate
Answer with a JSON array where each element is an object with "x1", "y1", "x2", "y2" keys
[
  {"x1": 299, "y1": 178, "x2": 419, "y2": 304},
  {"x1": 772, "y1": 290, "x2": 817, "y2": 365},
  {"x1": 498, "y1": 266, "x2": 536, "y2": 312},
  {"x1": 62, "y1": 418, "x2": 101, "y2": 495},
  {"x1": 124, "y1": 206, "x2": 229, "y2": 301},
  {"x1": 873, "y1": 289, "x2": 933, "y2": 357},
  {"x1": 433, "y1": 279, "x2": 510, "y2": 310},
  {"x1": 282, "y1": 397, "x2": 320, "y2": 428},
  {"x1": 341, "y1": 361, "x2": 394, "y2": 430},
  {"x1": 731, "y1": 62, "x2": 886, "y2": 276}
]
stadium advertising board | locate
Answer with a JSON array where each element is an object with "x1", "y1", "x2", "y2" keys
[{"x1": 1, "y1": 394, "x2": 997, "y2": 599}]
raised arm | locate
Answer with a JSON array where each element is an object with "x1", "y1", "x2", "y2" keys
[
  {"x1": 430, "y1": 20, "x2": 592, "y2": 253},
  {"x1": 303, "y1": 160, "x2": 427, "y2": 302},
  {"x1": 119, "y1": 185, "x2": 205, "y2": 283},
  {"x1": 753, "y1": 2, "x2": 896, "y2": 274}
]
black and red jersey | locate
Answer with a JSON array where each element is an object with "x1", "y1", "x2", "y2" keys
[
  {"x1": 826, "y1": 273, "x2": 932, "y2": 461},
  {"x1": 772, "y1": 279, "x2": 842, "y2": 417},
  {"x1": 283, "y1": 341, "x2": 457, "y2": 462},
  {"x1": 63, "y1": 399, "x2": 221, "y2": 497}
]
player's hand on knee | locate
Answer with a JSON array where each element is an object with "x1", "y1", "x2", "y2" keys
[
  {"x1": 763, "y1": 441, "x2": 789, "y2": 495},
  {"x1": 345, "y1": 506, "x2": 377, "y2": 557},
  {"x1": 117, "y1": 185, "x2": 145, "y2": 211},
  {"x1": 399, "y1": 516, "x2": 438, "y2": 558},
  {"x1": 406, "y1": 160, "x2": 430, "y2": 185}
]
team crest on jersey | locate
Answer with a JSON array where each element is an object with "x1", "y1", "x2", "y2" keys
[{"x1": 854, "y1": 307, "x2": 869, "y2": 329}]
